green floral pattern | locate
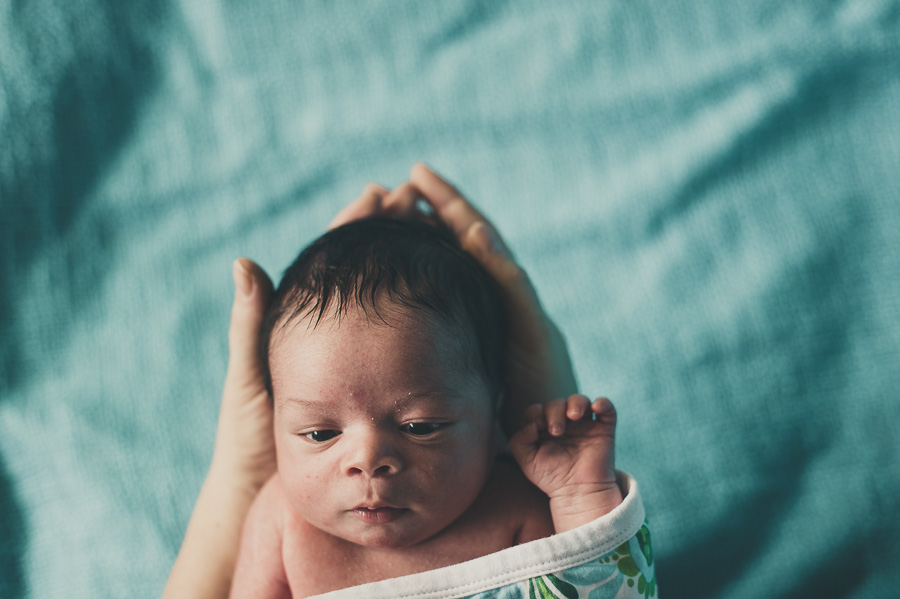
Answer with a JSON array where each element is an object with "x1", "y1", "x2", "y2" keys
[
  {"x1": 528, "y1": 573, "x2": 578, "y2": 599},
  {"x1": 465, "y1": 520, "x2": 656, "y2": 599}
]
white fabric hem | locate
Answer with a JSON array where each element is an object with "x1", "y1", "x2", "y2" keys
[{"x1": 311, "y1": 471, "x2": 645, "y2": 599}]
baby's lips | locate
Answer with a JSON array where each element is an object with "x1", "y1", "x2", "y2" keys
[
  {"x1": 351, "y1": 506, "x2": 408, "y2": 524},
  {"x1": 352, "y1": 502, "x2": 401, "y2": 510}
]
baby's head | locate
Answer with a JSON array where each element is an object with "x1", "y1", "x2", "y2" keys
[{"x1": 260, "y1": 216, "x2": 507, "y2": 548}]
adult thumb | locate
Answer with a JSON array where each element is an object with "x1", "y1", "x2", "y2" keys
[{"x1": 224, "y1": 258, "x2": 274, "y2": 398}]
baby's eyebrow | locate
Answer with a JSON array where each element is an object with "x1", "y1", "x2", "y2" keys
[
  {"x1": 392, "y1": 390, "x2": 457, "y2": 409},
  {"x1": 279, "y1": 397, "x2": 318, "y2": 408},
  {"x1": 275, "y1": 396, "x2": 336, "y2": 416},
  {"x1": 275, "y1": 389, "x2": 461, "y2": 415}
]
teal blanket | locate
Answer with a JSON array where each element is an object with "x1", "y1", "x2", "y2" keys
[{"x1": 2, "y1": 1, "x2": 898, "y2": 597}]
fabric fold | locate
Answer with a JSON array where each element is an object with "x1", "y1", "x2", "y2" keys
[{"x1": 312, "y1": 472, "x2": 656, "y2": 599}]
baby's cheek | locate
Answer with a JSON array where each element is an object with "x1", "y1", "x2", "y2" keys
[
  {"x1": 278, "y1": 450, "x2": 325, "y2": 505},
  {"x1": 440, "y1": 441, "x2": 493, "y2": 492}
]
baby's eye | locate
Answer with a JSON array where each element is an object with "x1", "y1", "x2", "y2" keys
[
  {"x1": 401, "y1": 422, "x2": 444, "y2": 436},
  {"x1": 304, "y1": 430, "x2": 340, "y2": 443}
]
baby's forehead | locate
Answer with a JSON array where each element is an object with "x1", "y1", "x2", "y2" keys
[
  {"x1": 270, "y1": 303, "x2": 465, "y2": 353},
  {"x1": 268, "y1": 305, "x2": 490, "y2": 402},
  {"x1": 280, "y1": 295, "x2": 454, "y2": 332}
]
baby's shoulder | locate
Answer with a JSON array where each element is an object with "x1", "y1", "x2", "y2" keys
[
  {"x1": 251, "y1": 473, "x2": 306, "y2": 537},
  {"x1": 476, "y1": 456, "x2": 554, "y2": 543},
  {"x1": 253, "y1": 472, "x2": 289, "y2": 519},
  {"x1": 243, "y1": 472, "x2": 286, "y2": 528}
]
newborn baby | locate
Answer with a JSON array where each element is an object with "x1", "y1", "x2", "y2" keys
[{"x1": 229, "y1": 216, "x2": 623, "y2": 598}]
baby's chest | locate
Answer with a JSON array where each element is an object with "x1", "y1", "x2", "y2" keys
[
  {"x1": 279, "y1": 520, "x2": 361, "y2": 597},
  {"x1": 279, "y1": 514, "x2": 519, "y2": 597}
]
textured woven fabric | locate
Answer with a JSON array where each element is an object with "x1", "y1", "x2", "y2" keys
[{"x1": 2, "y1": 1, "x2": 899, "y2": 597}]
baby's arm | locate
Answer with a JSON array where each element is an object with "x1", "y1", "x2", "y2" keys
[
  {"x1": 229, "y1": 475, "x2": 292, "y2": 599},
  {"x1": 509, "y1": 395, "x2": 623, "y2": 533}
]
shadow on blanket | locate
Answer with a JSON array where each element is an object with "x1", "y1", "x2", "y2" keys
[
  {"x1": 0, "y1": 0, "x2": 164, "y2": 391},
  {"x1": 0, "y1": 455, "x2": 25, "y2": 599}
]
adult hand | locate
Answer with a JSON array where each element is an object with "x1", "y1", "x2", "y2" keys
[
  {"x1": 164, "y1": 259, "x2": 275, "y2": 599},
  {"x1": 211, "y1": 259, "x2": 277, "y2": 489},
  {"x1": 331, "y1": 163, "x2": 579, "y2": 432}
]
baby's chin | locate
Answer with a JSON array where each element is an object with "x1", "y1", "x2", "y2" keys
[{"x1": 329, "y1": 514, "x2": 451, "y2": 551}]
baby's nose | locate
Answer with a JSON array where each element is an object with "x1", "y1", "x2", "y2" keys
[{"x1": 343, "y1": 431, "x2": 403, "y2": 478}]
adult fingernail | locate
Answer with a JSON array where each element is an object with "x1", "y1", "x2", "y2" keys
[
  {"x1": 364, "y1": 183, "x2": 386, "y2": 199},
  {"x1": 473, "y1": 222, "x2": 499, "y2": 255},
  {"x1": 233, "y1": 259, "x2": 254, "y2": 298}
]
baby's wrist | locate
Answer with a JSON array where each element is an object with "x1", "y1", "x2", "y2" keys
[{"x1": 548, "y1": 481, "x2": 624, "y2": 533}]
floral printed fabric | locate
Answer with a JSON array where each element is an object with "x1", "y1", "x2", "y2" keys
[{"x1": 464, "y1": 520, "x2": 656, "y2": 599}]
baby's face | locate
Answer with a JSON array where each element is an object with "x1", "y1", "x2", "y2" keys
[{"x1": 269, "y1": 306, "x2": 497, "y2": 549}]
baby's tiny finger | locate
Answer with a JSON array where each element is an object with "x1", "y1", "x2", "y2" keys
[
  {"x1": 591, "y1": 397, "x2": 618, "y2": 424},
  {"x1": 524, "y1": 403, "x2": 546, "y2": 429},
  {"x1": 512, "y1": 421, "x2": 539, "y2": 447},
  {"x1": 508, "y1": 422, "x2": 540, "y2": 467},
  {"x1": 566, "y1": 394, "x2": 591, "y2": 421},
  {"x1": 545, "y1": 398, "x2": 567, "y2": 436}
]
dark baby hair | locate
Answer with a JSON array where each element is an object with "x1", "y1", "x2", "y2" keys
[{"x1": 260, "y1": 216, "x2": 508, "y2": 403}]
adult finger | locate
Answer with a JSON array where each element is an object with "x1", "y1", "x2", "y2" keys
[
  {"x1": 463, "y1": 222, "x2": 544, "y2": 338},
  {"x1": 410, "y1": 163, "x2": 511, "y2": 257},
  {"x1": 328, "y1": 184, "x2": 388, "y2": 230},
  {"x1": 410, "y1": 163, "x2": 535, "y2": 311},
  {"x1": 382, "y1": 182, "x2": 421, "y2": 218},
  {"x1": 411, "y1": 163, "x2": 544, "y2": 321}
]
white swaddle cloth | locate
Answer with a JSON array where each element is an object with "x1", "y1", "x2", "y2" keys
[{"x1": 312, "y1": 472, "x2": 656, "y2": 599}]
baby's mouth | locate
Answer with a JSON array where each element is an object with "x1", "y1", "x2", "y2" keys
[{"x1": 352, "y1": 506, "x2": 408, "y2": 524}]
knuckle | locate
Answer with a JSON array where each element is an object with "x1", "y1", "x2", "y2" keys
[
  {"x1": 506, "y1": 263, "x2": 528, "y2": 285},
  {"x1": 548, "y1": 398, "x2": 565, "y2": 412},
  {"x1": 396, "y1": 182, "x2": 417, "y2": 196}
]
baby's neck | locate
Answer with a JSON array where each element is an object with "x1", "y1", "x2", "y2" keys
[{"x1": 282, "y1": 460, "x2": 551, "y2": 597}]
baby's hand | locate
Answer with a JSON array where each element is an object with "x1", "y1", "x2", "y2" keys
[{"x1": 509, "y1": 395, "x2": 623, "y2": 532}]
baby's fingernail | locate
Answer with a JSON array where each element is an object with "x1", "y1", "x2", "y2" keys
[
  {"x1": 233, "y1": 260, "x2": 254, "y2": 298},
  {"x1": 550, "y1": 423, "x2": 564, "y2": 436}
]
